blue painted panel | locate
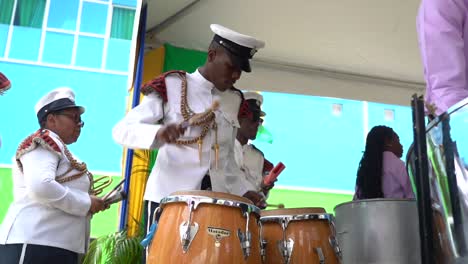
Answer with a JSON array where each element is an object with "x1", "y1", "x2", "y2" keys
[
  {"x1": 0, "y1": 24, "x2": 8, "y2": 57},
  {"x1": 47, "y1": 0, "x2": 79, "y2": 30},
  {"x1": 75, "y1": 36, "x2": 104, "y2": 69},
  {"x1": 0, "y1": 62, "x2": 128, "y2": 172},
  {"x1": 9, "y1": 26, "x2": 41, "y2": 61},
  {"x1": 253, "y1": 93, "x2": 364, "y2": 192},
  {"x1": 80, "y1": 2, "x2": 108, "y2": 35},
  {"x1": 106, "y1": 38, "x2": 130, "y2": 71},
  {"x1": 112, "y1": 0, "x2": 137, "y2": 7},
  {"x1": 42, "y1": 32, "x2": 74, "y2": 65},
  {"x1": 367, "y1": 103, "x2": 413, "y2": 159}
]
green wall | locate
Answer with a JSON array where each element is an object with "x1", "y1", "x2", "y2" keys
[
  {"x1": 0, "y1": 167, "x2": 352, "y2": 238},
  {"x1": 0, "y1": 167, "x2": 120, "y2": 237}
]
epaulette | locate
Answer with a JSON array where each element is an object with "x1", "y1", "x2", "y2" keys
[
  {"x1": 263, "y1": 158, "x2": 274, "y2": 174},
  {"x1": 140, "y1": 70, "x2": 186, "y2": 102},
  {"x1": 16, "y1": 130, "x2": 62, "y2": 172}
]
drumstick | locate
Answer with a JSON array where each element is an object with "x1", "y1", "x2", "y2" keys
[
  {"x1": 102, "y1": 179, "x2": 125, "y2": 200},
  {"x1": 266, "y1": 203, "x2": 285, "y2": 209}
]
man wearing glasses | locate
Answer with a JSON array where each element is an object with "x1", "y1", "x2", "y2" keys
[{"x1": 0, "y1": 87, "x2": 108, "y2": 264}]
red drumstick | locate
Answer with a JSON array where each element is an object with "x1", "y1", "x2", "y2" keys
[{"x1": 263, "y1": 162, "x2": 285, "y2": 185}]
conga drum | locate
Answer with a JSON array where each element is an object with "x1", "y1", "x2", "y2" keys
[
  {"x1": 147, "y1": 190, "x2": 262, "y2": 263},
  {"x1": 260, "y1": 208, "x2": 341, "y2": 264}
]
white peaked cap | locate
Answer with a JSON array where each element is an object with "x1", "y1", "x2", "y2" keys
[{"x1": 35, "y1": 87, "x2": 85, "y2": 121}]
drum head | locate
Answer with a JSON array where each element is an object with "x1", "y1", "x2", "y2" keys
[{"x1": 261, "y1": 207, "x2": 326, "y2": 217}]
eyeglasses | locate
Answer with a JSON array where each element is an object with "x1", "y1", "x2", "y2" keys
[{"x1": 56, "y1": 113, "x2": 85, "y2": 128}]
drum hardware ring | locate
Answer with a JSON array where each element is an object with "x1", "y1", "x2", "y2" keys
[
  {"x1": 160, "y1": 195, "x2": 261, "y2": 215},
  {"x1": 179, "y1": 199, "x2": 199, "y2": 253}
]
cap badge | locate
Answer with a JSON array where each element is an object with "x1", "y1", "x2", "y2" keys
[{"x1": 250, "y1": 48, "x2": 257, "y2": 57}]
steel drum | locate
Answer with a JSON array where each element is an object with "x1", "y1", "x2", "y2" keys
[
  {"x1": 407, "y1": 97, "x2": 468, "y2": 263},
  {"x1": 334, "y1": 199, "x2": 420, "y2": 264}
]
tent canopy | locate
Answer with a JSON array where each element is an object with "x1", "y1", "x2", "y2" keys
[{"x1": 146, "y1": 0, "x2": 424, "y2": 106}]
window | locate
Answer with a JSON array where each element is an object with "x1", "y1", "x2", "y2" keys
[
  {"x1": 332, "y1": 103, "x2": 343, "y2": 116},
  {"x1": 47, "y1": 0, "x2": 79, "y2": 30},
  {"x1": 110, "y1": 7, "x2": 134, "y2": 40},
  {"x1": 80, "y1": 2, "x2": 107, "y2": 35},
  {"x1": 75, "y1": 36, "x2": 104, "y2": 68},
  {"x1": 42, "y1": 32, "x2": 74, "y2": 64},
  {"x1": 13, "y1": 0, "x2": 46, "y2": 28},
  {"x1": 0, "y1": 0, "x2": 14, "y2": 25},
  {"x1": 112, "y1": 0, "x2": 137, "y2": 6}
]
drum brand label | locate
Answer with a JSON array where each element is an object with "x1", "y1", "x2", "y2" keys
[
  {"x1": 207, "y1": 227, "x2": 231, "y2": 237},
  {"x1": 207, "y1": 227, "x2": 230, "y2": 247}
]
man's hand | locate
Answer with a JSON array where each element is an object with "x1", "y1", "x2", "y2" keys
[
  {"x1": 243, "y1": 191, "x2": 267, "y2": 209},
  {"x1": 261, "y1": 181, "x2": 275, "y2": 195},
  {"x1": 88, "y1": 195, "x2": 107, "y2": 215},
  {"x1": 155, "y1": 124, "x2": 186, "y2": 144}
]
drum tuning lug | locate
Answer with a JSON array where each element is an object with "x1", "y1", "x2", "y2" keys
[
  {"x1": 260, "y1": 239, "x2": 268, "y2": 260},
  {"x1": 329, "y1": 236, "x2": 342, "y2": 260},
  {"x1": 237, "y1": 229, "x2": 252, "y2": 259},
  {"x1": 277, "y1": 238, "x2": 294, "y2": 264},
  {"x1": 179, "y1": 221, "x2": 199, "y2": 253},
  {"x1": 315, "y1": 247, "x2": 325, "y2": 264}
]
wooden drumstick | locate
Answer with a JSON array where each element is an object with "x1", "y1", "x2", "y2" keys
[{"x1": 266, "y1": 203, "x2": 285, "y2": 209}]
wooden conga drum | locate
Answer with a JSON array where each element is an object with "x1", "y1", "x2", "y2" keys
[
  {"x1": 260, "y1": 208, "x2": 340, "y2": 264},
  {"x1": 147, "y1": 190, "x2": 262, "y2": 264}
]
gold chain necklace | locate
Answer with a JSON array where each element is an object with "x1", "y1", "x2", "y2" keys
[
  {"x1": 175, "y1": 73, "x2": 219, "y2": 167},
  {"x1": 55, "y1": 136, "x2": 94, "y2": 193}
]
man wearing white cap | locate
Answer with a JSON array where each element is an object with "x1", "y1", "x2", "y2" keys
[
  {"x1": 235, "y1": 92, "x2": 274, "y2": 198},
  {"x1": 113, "y1": 24, "x2": 266, "y2": 234},
  {"x1": 0, "y1": 88, "x2": 108, "y2": 263}
]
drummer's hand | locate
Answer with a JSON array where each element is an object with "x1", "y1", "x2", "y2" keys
[
  {"x1": 89, "y1": 195, "x2": 107, "y2": 215},
  {"x1": 243, "y1": 191, "x2": 267, "y2": 209},
  {"x1": 261, "y1": 179, "x2": 276, "y2": 192},
  {"x1": 156, "y1": 124, "x2": 186, "y2": 144}
]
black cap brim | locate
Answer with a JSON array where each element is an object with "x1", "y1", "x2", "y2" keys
[
  {"x1": 37, "y1": 98, "x2": 85, "y2": 121},
  {"x1": 228, "y1": 52, "x2": 251, "y2": 73}
]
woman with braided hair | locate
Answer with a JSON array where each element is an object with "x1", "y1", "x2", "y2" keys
[{"x1": 353, "y1": 125, "x2": 414, "y2": 200}]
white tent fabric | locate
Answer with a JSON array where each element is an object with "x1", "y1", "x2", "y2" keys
[{"x1": 146, "y1": 0, "x2": 424, "y2": 106}]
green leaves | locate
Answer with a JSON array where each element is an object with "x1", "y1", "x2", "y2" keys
[{"x1": 83, "y1": 229, "x2": 144, "y2": 264}]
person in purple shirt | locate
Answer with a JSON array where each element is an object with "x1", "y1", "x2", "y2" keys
[
  {"x1": 354, "y1": 126, "x2": 415, "y2": 200},
  {"x1": 416, "y1": 0, "x2": 468, "y2": 116}
]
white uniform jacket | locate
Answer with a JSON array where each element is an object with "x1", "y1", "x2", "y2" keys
[
  {"x1": 112, "y1": 70, "x2": 248, "y2": 202},
  {"x1": 0, "y1": 130, "x2": 92, "y2": 254},
  {"x1": 234, "y1": 139, "x2": 265, "y2": 192}
]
